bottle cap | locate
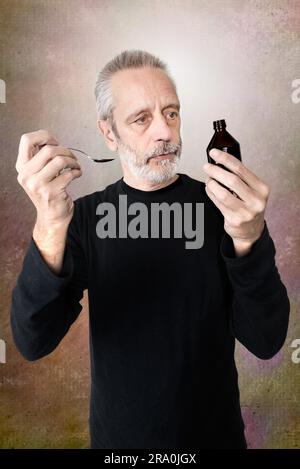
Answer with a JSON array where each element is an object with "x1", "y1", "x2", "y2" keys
[{"x1": 213, "y1": 119, "x2": 226, "y2": 131}]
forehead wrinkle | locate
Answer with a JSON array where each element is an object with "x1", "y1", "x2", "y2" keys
[{"x1": 111, "y1": 68, "x2": 178, "y2": 122}]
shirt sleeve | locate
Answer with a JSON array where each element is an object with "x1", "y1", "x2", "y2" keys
[
  {"x1": 10, "y1": 199, "x2": 88, "y2": 361},
  {"x1": 220, "y1": 220, "x2": 290, "y2": 359}
]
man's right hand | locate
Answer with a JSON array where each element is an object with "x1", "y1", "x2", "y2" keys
[
  {"x1": 16, "y1": 129, "x2": 82, "y2": 227},
  {"x1": 16, "y1": 129, "x2": 83, "y2": 274}
]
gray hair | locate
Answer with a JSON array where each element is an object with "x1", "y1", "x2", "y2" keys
[{"x1": 94, "y1": 49, "x2": 178, "y2": 138}]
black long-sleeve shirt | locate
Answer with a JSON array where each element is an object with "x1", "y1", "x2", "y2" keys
[{"x1": 10, "y1": 173, "x2": 290, "y2": 449}]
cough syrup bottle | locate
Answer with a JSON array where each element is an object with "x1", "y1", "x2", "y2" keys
[{"x1": 206, "y1": 119, "x2": 242, "y2": 194}]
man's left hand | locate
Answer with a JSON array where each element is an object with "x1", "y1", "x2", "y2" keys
[{"x1": 203, "y1": 148, "x2": 270, "y2": 257}]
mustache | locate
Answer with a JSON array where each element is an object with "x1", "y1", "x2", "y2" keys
[{"x1": 147, "y1": 144, "x2": 181, "y2": 162}]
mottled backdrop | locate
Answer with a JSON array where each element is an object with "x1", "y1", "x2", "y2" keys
[{"x1": 0, "y1": 0, "x2": 299, "y2": 449}]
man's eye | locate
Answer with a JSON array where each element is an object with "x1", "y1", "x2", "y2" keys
[
  {"x1": 168, "y1": 111, "x2": 178, "y2": 119},
  {"x1": 135, "y1": 116, "x2": 147, "y2": 125}
]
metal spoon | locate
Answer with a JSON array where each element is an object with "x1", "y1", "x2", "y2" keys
[{"x1": 68, "y1": 147, "x2": 115, "y2": 163}]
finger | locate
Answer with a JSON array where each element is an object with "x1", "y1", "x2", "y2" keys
[
  {"x1": 203, "y1": 162, "x2": 255, "y2": 203},
  {"x1": 48, "y1": 167, "x2": 82, "y2": 191},
  {"x1": 205, "y1": 177, "x2": 243, "y2": 211},
  {"x1": 209, "y1": 149, "x2": 267, "y2": 194},
  {"x1": 205, "y1": 183, "x2": 232, "y2": 218},
  {"x1": 37, "y1": 156, "x2": 81, "y2": 183},
  {"x1": 17, "y1": 130, "x2": 59, "y2": 171},
  {"x1": 24, "y1": 145, "x2": 77, "y2": 175}
]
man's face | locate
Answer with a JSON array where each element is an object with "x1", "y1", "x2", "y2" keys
[{"x1": 107, "y1": 67, "x2": 182, "y2": 184}]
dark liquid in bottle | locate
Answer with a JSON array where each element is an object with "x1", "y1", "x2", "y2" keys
[{"x1": 206, "y1": 119, "x2": 242, "y2": 194}]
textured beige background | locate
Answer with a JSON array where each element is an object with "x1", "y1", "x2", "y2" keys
[{"x1": 0, "y1": 0, "x2": 299, "y2": 448}]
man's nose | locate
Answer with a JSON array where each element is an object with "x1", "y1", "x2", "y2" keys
[{"x1": 150, "y1": 114, "x2": 173, "y2": 142}]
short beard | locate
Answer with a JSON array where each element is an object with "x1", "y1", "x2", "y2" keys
[{"x1": 117, "y1": 139, "x2": 182, "y2": 185}]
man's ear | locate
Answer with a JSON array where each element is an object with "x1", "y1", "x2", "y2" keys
[{"x1": 97, "y1": 120, "x2": 118, "y2": 152}]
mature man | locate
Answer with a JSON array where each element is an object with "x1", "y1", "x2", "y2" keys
[{"x1": 11, "y1": 50, "x2": 290, "y2": 449}]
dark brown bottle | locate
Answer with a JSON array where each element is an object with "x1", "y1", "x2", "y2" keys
[{"x1": 206, "y1": 119, "x2": 242, "y2": 194}]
